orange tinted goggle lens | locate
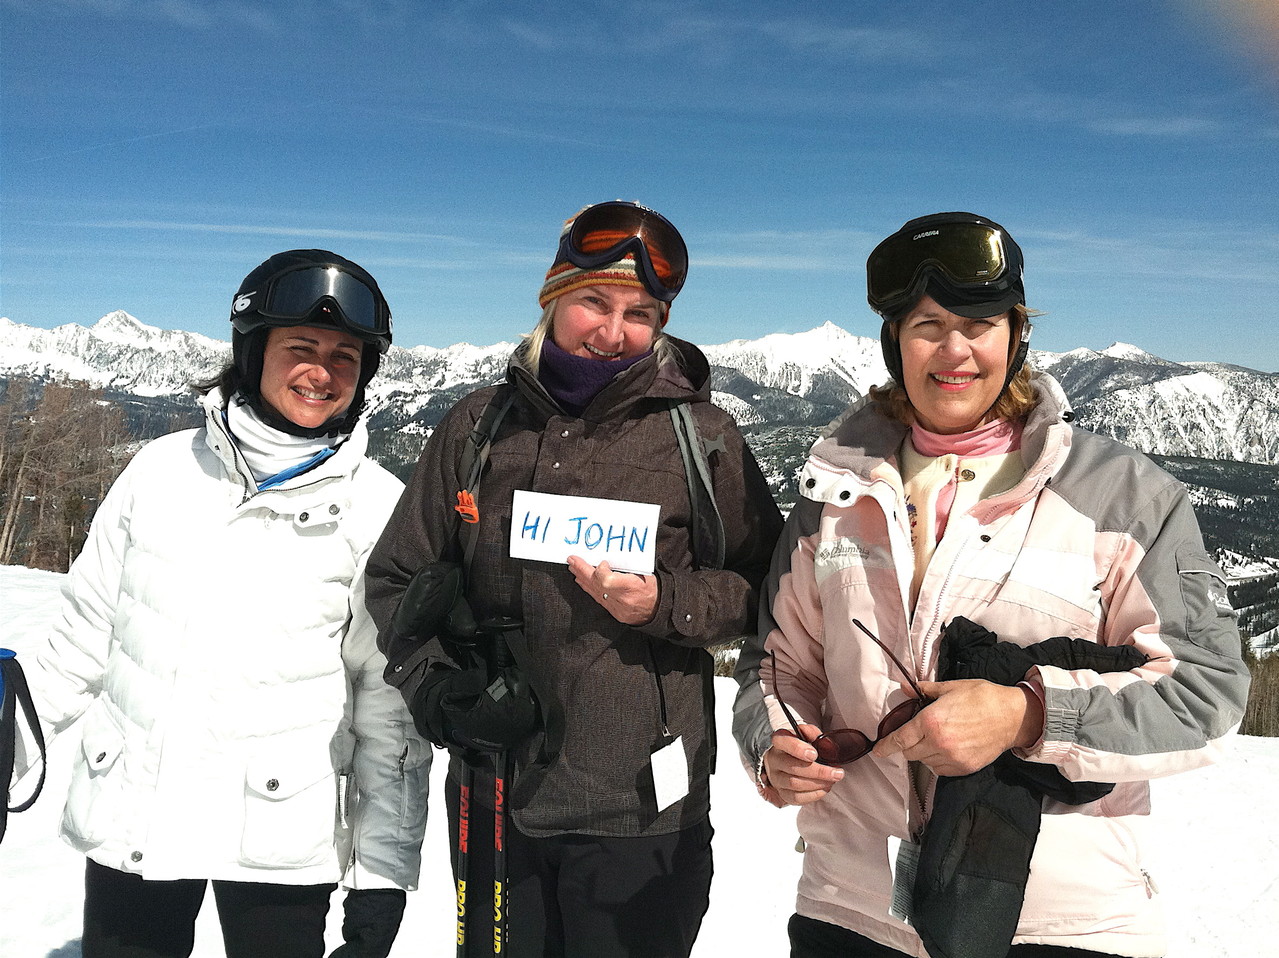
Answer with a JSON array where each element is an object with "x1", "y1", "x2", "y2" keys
[{"x1": 562, "y1": 202, "x2": 688, "y2": 300}]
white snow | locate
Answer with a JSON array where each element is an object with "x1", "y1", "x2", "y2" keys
[
  {"x1": 702, "y1": 321, "x2": 885, "y2": 396},
  {"x1": 1148, "y1": 371, "x2": 1230, "y2": 404},
  {"x1": 1102, "y1": 342, "x2": 1163, "y2": 363},
  {"x1": 1, "y1": 564, "x2": 1274, "y2": 957}
]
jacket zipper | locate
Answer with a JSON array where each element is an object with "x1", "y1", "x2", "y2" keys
[
  {"x1": 209, "y1": 410, "x2": 344, "y2": 508},
  {"x1": 878, "y1": 484, "x2": 933, "y2": 842}
]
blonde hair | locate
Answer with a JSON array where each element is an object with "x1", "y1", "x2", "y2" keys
[
  {"x1": 519, "y1": 299, "x2": 673, "y2": 376},
  {"x1": 869, "y1": 303, "x2": 1040, "y2": 426}
]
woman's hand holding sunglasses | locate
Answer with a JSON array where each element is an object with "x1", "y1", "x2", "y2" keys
[
  {"x1": 871, "y1": 678, "x2": 1045, "y2": 777},
  {"x1": 760, "y1": 726, "x2": 845, "y2": 808}
]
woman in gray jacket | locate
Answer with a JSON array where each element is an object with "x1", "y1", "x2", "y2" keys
[
  {"x1": 366, "y1": 202, "x2": 783, "y2": 958},
  {"x1": 733, "y1": 213, "x2": 1250, "y2": 958}
]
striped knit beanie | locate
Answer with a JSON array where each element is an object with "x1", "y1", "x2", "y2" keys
[{"x1": 537, "y1": 225, "x2": 674, "y2": 324}]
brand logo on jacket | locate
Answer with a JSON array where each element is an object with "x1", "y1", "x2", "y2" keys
[
  {"x1": 814, "y1": 537, "x2": 885, "y2": 586},
  {"x1": 816, "y1": 539, "x2": 871, "y2": 562}
]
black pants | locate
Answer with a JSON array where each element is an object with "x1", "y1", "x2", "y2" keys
[
  {"x1": 789, "y1": 914, "x2": 1136, "y2": 958},
  {"x1": 82, "y1": 858, "x2": 335, "y2": 958},
  {"x1": 446, "y1": 773, "x2": 713, "y2": 958}
]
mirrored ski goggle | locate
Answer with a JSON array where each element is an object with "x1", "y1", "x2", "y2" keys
[
  {"x1": 555, "y1": 201, "x2": 689, "y2": 302},
  {"x1": 770, "y1": 620, "x2": 931, "y2": 767},
  {"x1": 867, "y1": 222, "x2": 1016, "y2": 314},
  {"x1": 237, "y1": 265, "x2": 390, "y2": 339}
]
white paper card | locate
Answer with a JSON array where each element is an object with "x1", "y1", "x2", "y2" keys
[
  {"x1": 651, "y1": 736, "x2": 690, "y2": 813},
  {"x1": 887, "y1": 835, "x2": 919, "y2": 925},
  {"x1": 509, "y1": 490, "x2": 660, "y2": 574}
]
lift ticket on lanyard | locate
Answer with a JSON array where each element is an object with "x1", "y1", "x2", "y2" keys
[{"x1": 509, "y1": 490, "x2": 661, "y2": 574}]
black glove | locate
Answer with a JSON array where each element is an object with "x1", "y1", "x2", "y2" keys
[
  {"x1": 939, "y1": 616, "x2": 1146, "y2": 685},
  {"x1": 913, "y1": 615, "x2": 1153, "y2": 958},
  {"x1": 412, "y1": 664, "x2": 539, "y2": 754},
  {"x1": 328, "y1": 888, "x2": 406, "y2": 958},
  {"x1": 386, "y1": 562, "x2": 478, "y2": 653}
]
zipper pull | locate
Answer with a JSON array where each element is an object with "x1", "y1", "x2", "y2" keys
[{"x1": 1141, "y1": 868, "x2": 1159, "y2": 896}]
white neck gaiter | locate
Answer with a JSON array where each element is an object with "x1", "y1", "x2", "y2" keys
[{"x1": 225, "y1": 397, "x2": 341, "y2": 485}]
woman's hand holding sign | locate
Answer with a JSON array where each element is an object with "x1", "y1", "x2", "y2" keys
[{"x1": 567, "y1": 556, "x2": 658, "y2": 625}]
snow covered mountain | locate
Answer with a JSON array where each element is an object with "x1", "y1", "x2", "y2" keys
[
  {"x1": 3, "y1": 312, "x2": 1277, "y2": 651},
  {"x1": 0, "y1": 311, "x2": 227, "y2": 397},
  {"x1": 1036, "y1": 343, "x2": 1279, "y2": 464},
  {"x1": 3, "y1": 313, "x2": 1274, "y2": 467}
]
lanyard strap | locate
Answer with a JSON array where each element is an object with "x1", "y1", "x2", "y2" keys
[
  {"x1": 1, "y1": 651, "x2": 48, "y2": 843},
  {"x1": 644, "y1": 643, "x2": 672, "y2": 739}
]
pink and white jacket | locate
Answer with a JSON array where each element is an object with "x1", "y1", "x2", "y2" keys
[{"x1": 733, "y1": 373, "x2": 1250, "y2": 957}]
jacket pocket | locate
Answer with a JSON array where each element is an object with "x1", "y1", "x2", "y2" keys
[
  {"x1": 1176, "y1": 548, "x2": 1236, "y2": 642},
  {"x1": 398, "y1": 735, "x2": 432, "y2": 843},
  {"x1": 63, "y1": 707, "x2": 127, "y2": 845},
  {"x1": 240, "y1": 745, "x2": 337, "y2": 869}
]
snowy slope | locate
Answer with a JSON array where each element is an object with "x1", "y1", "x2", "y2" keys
[{"x1": 1, "y1": 566, "x2": 1274, "y2": 957}]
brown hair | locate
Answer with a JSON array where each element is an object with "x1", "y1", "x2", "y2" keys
[{"x1": 869, "y1": 303, "x2": 1040, "y2": 426}]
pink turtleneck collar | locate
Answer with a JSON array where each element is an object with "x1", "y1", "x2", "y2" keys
[{"x1": 909, "y1": 417, "x2": 1024, "y2": 458}]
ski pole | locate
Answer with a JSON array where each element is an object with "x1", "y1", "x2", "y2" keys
[
  {"x1": 385, "y1": 564, "x2": 480, "y2": 957},
  {"x1": 492, "y1": 746, "x2": 509, "y2": 955},
  {"x1": 479, "y1": 617, "x2": 522, "y2": 957},
  {"x1": 455, "y1": 762, "x2": 474, "y2": 958}
]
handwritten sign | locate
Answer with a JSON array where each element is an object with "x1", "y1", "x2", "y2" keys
[{"x1": 509, "y1": 490, "x2": 661, "y2": 574}]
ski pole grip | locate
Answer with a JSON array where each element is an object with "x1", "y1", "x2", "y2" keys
[{"x1": 478, "y1": 617, "x2": 523, "y2": 669}]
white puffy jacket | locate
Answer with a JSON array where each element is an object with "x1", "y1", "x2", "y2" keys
[{"x1": 25, "y1": 390, "x2": 430, "y2": 888}]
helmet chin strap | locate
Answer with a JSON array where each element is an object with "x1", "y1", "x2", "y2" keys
[
  {"x1": 231, "y1": 328, "x2": 379, "y2": 438},
  {"x1": 243, "y1": 391, "x2": 351, "y2": 440},
  {"x1": 978, "y1": 321, "x2": 1033, "y2": 422}
]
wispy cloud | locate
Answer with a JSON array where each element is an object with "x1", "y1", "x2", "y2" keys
[
  {"x1": 752, "y1": 20, "x2": 931, "y2": 61},
  {"x1": 1, "y1": 0, "x2": 278, "y2": 30},
  {"x1": 76, "y1": 219, "x2": 476, "y2": 246},
  {"x1": 1024, "y1": 222, "x2": 1279, "y2": 284},
  {"x1": 18, "y1": 122, "x2": 229, "y2": 163},
  {"x1": 397, "y1": 110, "x2": 603, "y2": 150},
  {"x1": 906, "y1": 76, "x2": 1234, "y2": 141},
  {"x1": 495, "y1": 6, "x2": 927, "y2": 63},
  {"x1": 1085, "y1": 115, "x2": 1225, "y2": 137},
  {"x1": 695, "y1": 228, "x2": 875, "y2": 272}
]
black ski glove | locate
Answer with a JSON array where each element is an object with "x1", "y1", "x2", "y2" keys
[
  {"x1": 412, "y1": 665, "x2": 539, "y2": 754},
  {"x1": 913, "y1": 616, "x2": 1153, "y2": 958},
  {"x1": 328, "y1": 888, "x2": 406, "y2": 958}
]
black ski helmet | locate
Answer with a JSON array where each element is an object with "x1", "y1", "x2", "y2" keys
[
  {"x1": 867, "y1": 212, "x2": 1029, "y2": 387},
  {"x1": 228, "y1": 249, "x2": 392, "y2": 436}
]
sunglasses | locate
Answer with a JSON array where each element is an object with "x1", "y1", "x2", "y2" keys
[
  {"x1": 866, "y1": 220, "x2": 1020, "y2": 314},
  {"x1": 770, "y1": 619, "x2": 931, "y2": 767},
  {"x1": 555, "y1": 201, "x2": 689, "y2": 303},
  {"x1": 238, "y1": 265, "x2": 390, "y2": 343}
]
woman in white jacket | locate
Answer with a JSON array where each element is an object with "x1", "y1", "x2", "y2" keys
[{"x1": 23, "y1": 250, "x2": 430, "y2": 958}]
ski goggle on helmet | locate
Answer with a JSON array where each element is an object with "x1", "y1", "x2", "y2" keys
[
  {"x1": 866, "y1": 212, "x2": 1025, "y2": 321},
  {"x1": 231, "y1": 250, "x2": 392, "y2": 353},
  {"x1": 544, "y1": 201, "x2": 689, "y2": 304}
]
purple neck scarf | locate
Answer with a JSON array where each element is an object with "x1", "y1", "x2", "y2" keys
[{"x1": 538, "y1": 339, "x2": 651, "y2": 415}]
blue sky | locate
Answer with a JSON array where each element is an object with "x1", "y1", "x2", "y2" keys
[{"x1": 3, "y1": 0, "x2": 1278, "y2": 371}]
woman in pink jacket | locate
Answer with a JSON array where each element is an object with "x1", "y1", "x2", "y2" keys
[{"x1": 733, "y1": 212, "x2": 1250, "y2": 958}]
